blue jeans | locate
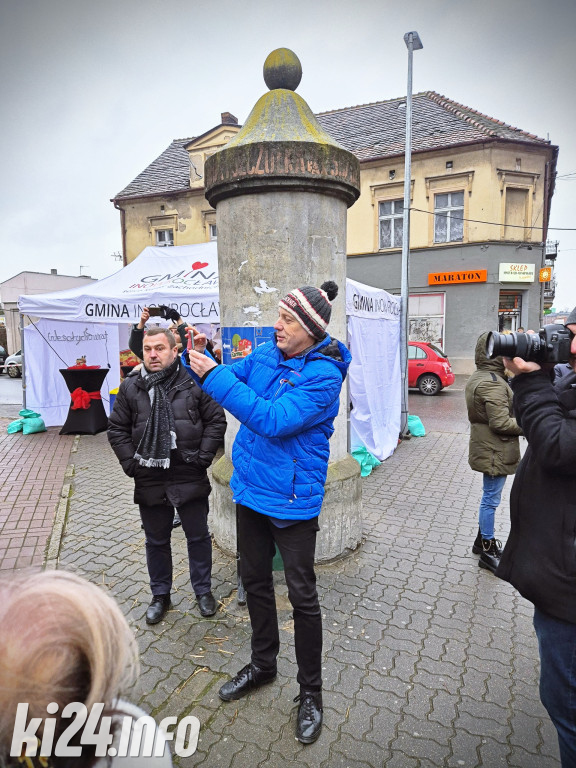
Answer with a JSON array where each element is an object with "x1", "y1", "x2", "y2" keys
[
  {"x1": 534, "y1": 607, "x2": 576, "y2": 767},
  {"x1": 478, "y1": 474, "x2": 507, "y2": 540}
]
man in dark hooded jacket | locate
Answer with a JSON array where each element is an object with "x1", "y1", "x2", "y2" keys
[
  {"x1": 497, "y1": 309, "x2": 576, "y2": 767},
  {"x1": 465, "y1": 332, "x2": 522, "y2": 572}
]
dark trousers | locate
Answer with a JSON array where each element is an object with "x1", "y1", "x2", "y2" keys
[
  {"x1": 140, "y1": 498, "x2": 211, "y2": 598},
  {"x1": 237, "y1": 504, "x2": 322, "y2": 691},
  {"x1": 534, "y1": 607, "x2": 576, "y2": 768}
]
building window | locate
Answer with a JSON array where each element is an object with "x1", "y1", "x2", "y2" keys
[
  {"x1": 209, "y1": 224, "x2": 217, "y2": 241},
  {"x1": 499, "y1": 290, "x2": 522, "y2": 332},
  {"x1": 434, "y1": 191, "x2": 464, "y2": 243},
  {"x1": 156, "y1": 229, "x2": 173, "y2": 247},
  {"x1": 378, "y1": 199, "x2": 404, "y2": 249},
  {"x1": 408, "y1": 293, "x2": 446, "y2": 348},
  {"x1": 504, "y1": 188, "x2": 528, "y2": 240}
]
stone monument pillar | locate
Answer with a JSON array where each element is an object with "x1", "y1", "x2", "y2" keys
[{"x1": 205, "y1": 48, "x2": 362, "y2": 561}]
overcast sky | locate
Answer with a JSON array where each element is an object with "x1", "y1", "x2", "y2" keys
[{"x1": 1, "y1": 0, "x2": 575, "y2": 308}]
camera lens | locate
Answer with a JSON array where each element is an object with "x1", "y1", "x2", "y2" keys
[
  {"x1": 486, "y1": 331, "x2": 540, "y2": 361},
  {"x1": 486, "y1": 331, "x2": 518, "y2": 359}
]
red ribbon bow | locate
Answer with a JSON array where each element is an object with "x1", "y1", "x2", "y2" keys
[{"x1": 70, "y1": 387, "x2": 102, "y2": 410}]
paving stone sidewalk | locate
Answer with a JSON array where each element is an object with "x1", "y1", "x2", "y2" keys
[
  {"x1": 0, "y1": 412, "x2": 74, "y2": 571},
  {"x1": 53, "y1": 387, "x2": 561, "y2": 768}
]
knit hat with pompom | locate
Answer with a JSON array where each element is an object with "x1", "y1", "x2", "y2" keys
[{"x1": 278, "y1": 281, "x2": 339, "y2": 340}]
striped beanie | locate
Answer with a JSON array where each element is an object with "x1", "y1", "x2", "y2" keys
[{"x1": 278, "y1": 281, "x2": 339, "y2": 340}]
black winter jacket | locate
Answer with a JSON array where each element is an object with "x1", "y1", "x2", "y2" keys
[
  {"x1": 496, "y1": 369, "x2": 576, "y2": 623},
  {"x1": 108, "y1": 364, "x2": 226, "y2": 507}
]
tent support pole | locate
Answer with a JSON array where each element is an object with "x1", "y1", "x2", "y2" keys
[{"x1": 19, "y1": 314, "x2": 26, "y2": 409}]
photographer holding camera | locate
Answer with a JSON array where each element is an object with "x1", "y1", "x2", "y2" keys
[
  {"x1": 130, "y1": 306, "x2": 189, "y2": 357},
  {"x1": 494, "y1": 309, "x2": 576, "y2": 767}
]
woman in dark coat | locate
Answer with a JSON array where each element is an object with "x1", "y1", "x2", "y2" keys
[{"x1": 465, "y1": 332, "x2": 522, "y2": 572}]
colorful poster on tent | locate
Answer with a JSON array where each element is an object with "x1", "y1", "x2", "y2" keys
[{"x1": 221, "y1": 327, "x2": 275, "y2": 365}]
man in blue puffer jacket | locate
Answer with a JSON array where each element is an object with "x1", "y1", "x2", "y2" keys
[{"x1": 184, "y1": 281, "x2": 350, "y2": 745}]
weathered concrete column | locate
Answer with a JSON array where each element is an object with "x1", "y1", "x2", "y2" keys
[{"x1": 205, "y1": 48, "x2": 362, "y2": 561}]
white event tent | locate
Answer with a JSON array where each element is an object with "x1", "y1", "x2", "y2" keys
[
  {"x1": 18, "y1": 242, "x2": 219, "y2": 325},
  {"x1": 17, "y1": 243, "x2": 219, "y2": 426},
  {"x1": 346, "y1": 278, "x2": 401, "y2": 461}
]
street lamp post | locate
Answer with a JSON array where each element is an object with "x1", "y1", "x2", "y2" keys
[{"x1": 400, "y1": 31, "x2": 423, "y2": 437}]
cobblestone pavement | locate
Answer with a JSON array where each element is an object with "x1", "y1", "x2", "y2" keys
[
  {"x1": 0, "y1": 409, "x2": 74, "y2": 571},
  {"x1": 0, "y1": 380, "x2": 559, "y2": 766},
  {"x1": 48, "y1": 380, "x2": 561, "y2": 768}
]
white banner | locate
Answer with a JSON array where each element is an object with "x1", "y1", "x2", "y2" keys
[
  {"x1": 23, "y1": 319, "x2": 120, "y2": 427},
  {"x1": 346, "y1": 278, "x2": 401, "y2": 321},
  {"x1": 498, "y1": 262, "x2": 536, "y2": 282},
  {"x1": 346, "y1": 279, "x2": 401, "y2": 461},
  {"x1": 18, "y1": 243, "x2": 219, "y2": 324}
]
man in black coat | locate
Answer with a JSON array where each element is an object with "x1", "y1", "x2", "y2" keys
[
  {"x1": 497, "y1": 309, "x2": 576, "y2": 767},
  {"x1": 108, "y1": 326, "x2": 226, "y2": 624}
]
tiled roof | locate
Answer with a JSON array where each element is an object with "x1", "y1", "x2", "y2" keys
[
  {"x1": 113, "y1": 92, "x2": 551, "y2": 200},
  {"x1": 113, "y1": 138, "x2": 194, "y2": 200},
  {"x1": 316, "y1": 91, "x2": 550, "y2": 161}
]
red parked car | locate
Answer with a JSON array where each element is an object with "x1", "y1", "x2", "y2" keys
[{"x1": 408, "y1": 341, "x2": 455, "y2": 395}]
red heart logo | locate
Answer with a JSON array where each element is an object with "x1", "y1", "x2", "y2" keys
[{"x1": 192, "y1": 261, "x2": 209, "y2": 270}]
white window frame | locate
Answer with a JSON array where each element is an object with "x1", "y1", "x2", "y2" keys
[
  {"x1": 434, "y1": 191, "x2": 464, "y2": 243},
  {"x1": 378, "y1": 199, "x2": 404, "y2": 249},
  {"x1": 209, "y1": 223, "x2": 217, "y2": 241},
  {"x1": 156, "y1": 229, "x2": 174, "y2": 247}
]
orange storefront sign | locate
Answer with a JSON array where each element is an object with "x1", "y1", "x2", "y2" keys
[{"x1": 428, "y1": 269, "x2": 487, "y2": 286}]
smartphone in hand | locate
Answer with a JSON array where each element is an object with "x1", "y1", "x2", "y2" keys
[{"x1": 187, "y1": 330, "x2": 195, "y2": 351}]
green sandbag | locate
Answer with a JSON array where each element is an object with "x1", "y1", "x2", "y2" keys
[
  {"x1": 351, "y1": 446, "x2": 381, "y2": 477},
  {"x1": 7, "y1": 419, "x2": 24, "y2": 434},
  {"x1": 407, "y1": 414, "x2": 426, "y2": 436},
  {"x1": 19, "y1": 409, "x2": 41, "y2": 419},
  {"x1": 22, "y1": 417, "x2": 47, "y2": 435}
]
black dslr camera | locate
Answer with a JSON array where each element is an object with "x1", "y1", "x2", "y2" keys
[
  {"x1": 486, "y1": 324, "x2": 573, "y2": 365},
  {"x1": 148, "y1": 305, "x2": 181, "y2": 322}
]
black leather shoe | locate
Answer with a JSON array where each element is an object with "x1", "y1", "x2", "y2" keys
[
  {"x1": 172, "y1": 512, "x2": 182, "y2": 528},
  {"x1": 197, "y1": 592, "x2": 217, "y2": 617},
  {"x1": 145, "y1": 594, "x2": 171, "y2": 625},
  {"x1": 479, "y1": 538, "x2": 502, "y2": 573},
  {"x1": 295, "y1": 689, "x2": 323, "y2": 744},
  {"x1": 218, "y1": 663, "x2": 277, "y2": 701},
  {"x1": 472, "y1": 528, "x2": 482, "y2": 555}
]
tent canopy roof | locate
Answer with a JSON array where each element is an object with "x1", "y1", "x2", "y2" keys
[{"x1": 18, "y1": 243, "x2": 220, "y2": 325}]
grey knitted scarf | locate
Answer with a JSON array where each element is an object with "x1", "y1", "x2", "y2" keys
[{"x1": 134, "y1": 357, "x2": 180, "y2": 468}]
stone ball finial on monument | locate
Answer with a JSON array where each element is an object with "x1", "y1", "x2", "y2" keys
[{"x1": 263, "y1": 48, "x2": 303, "y2": 91}]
